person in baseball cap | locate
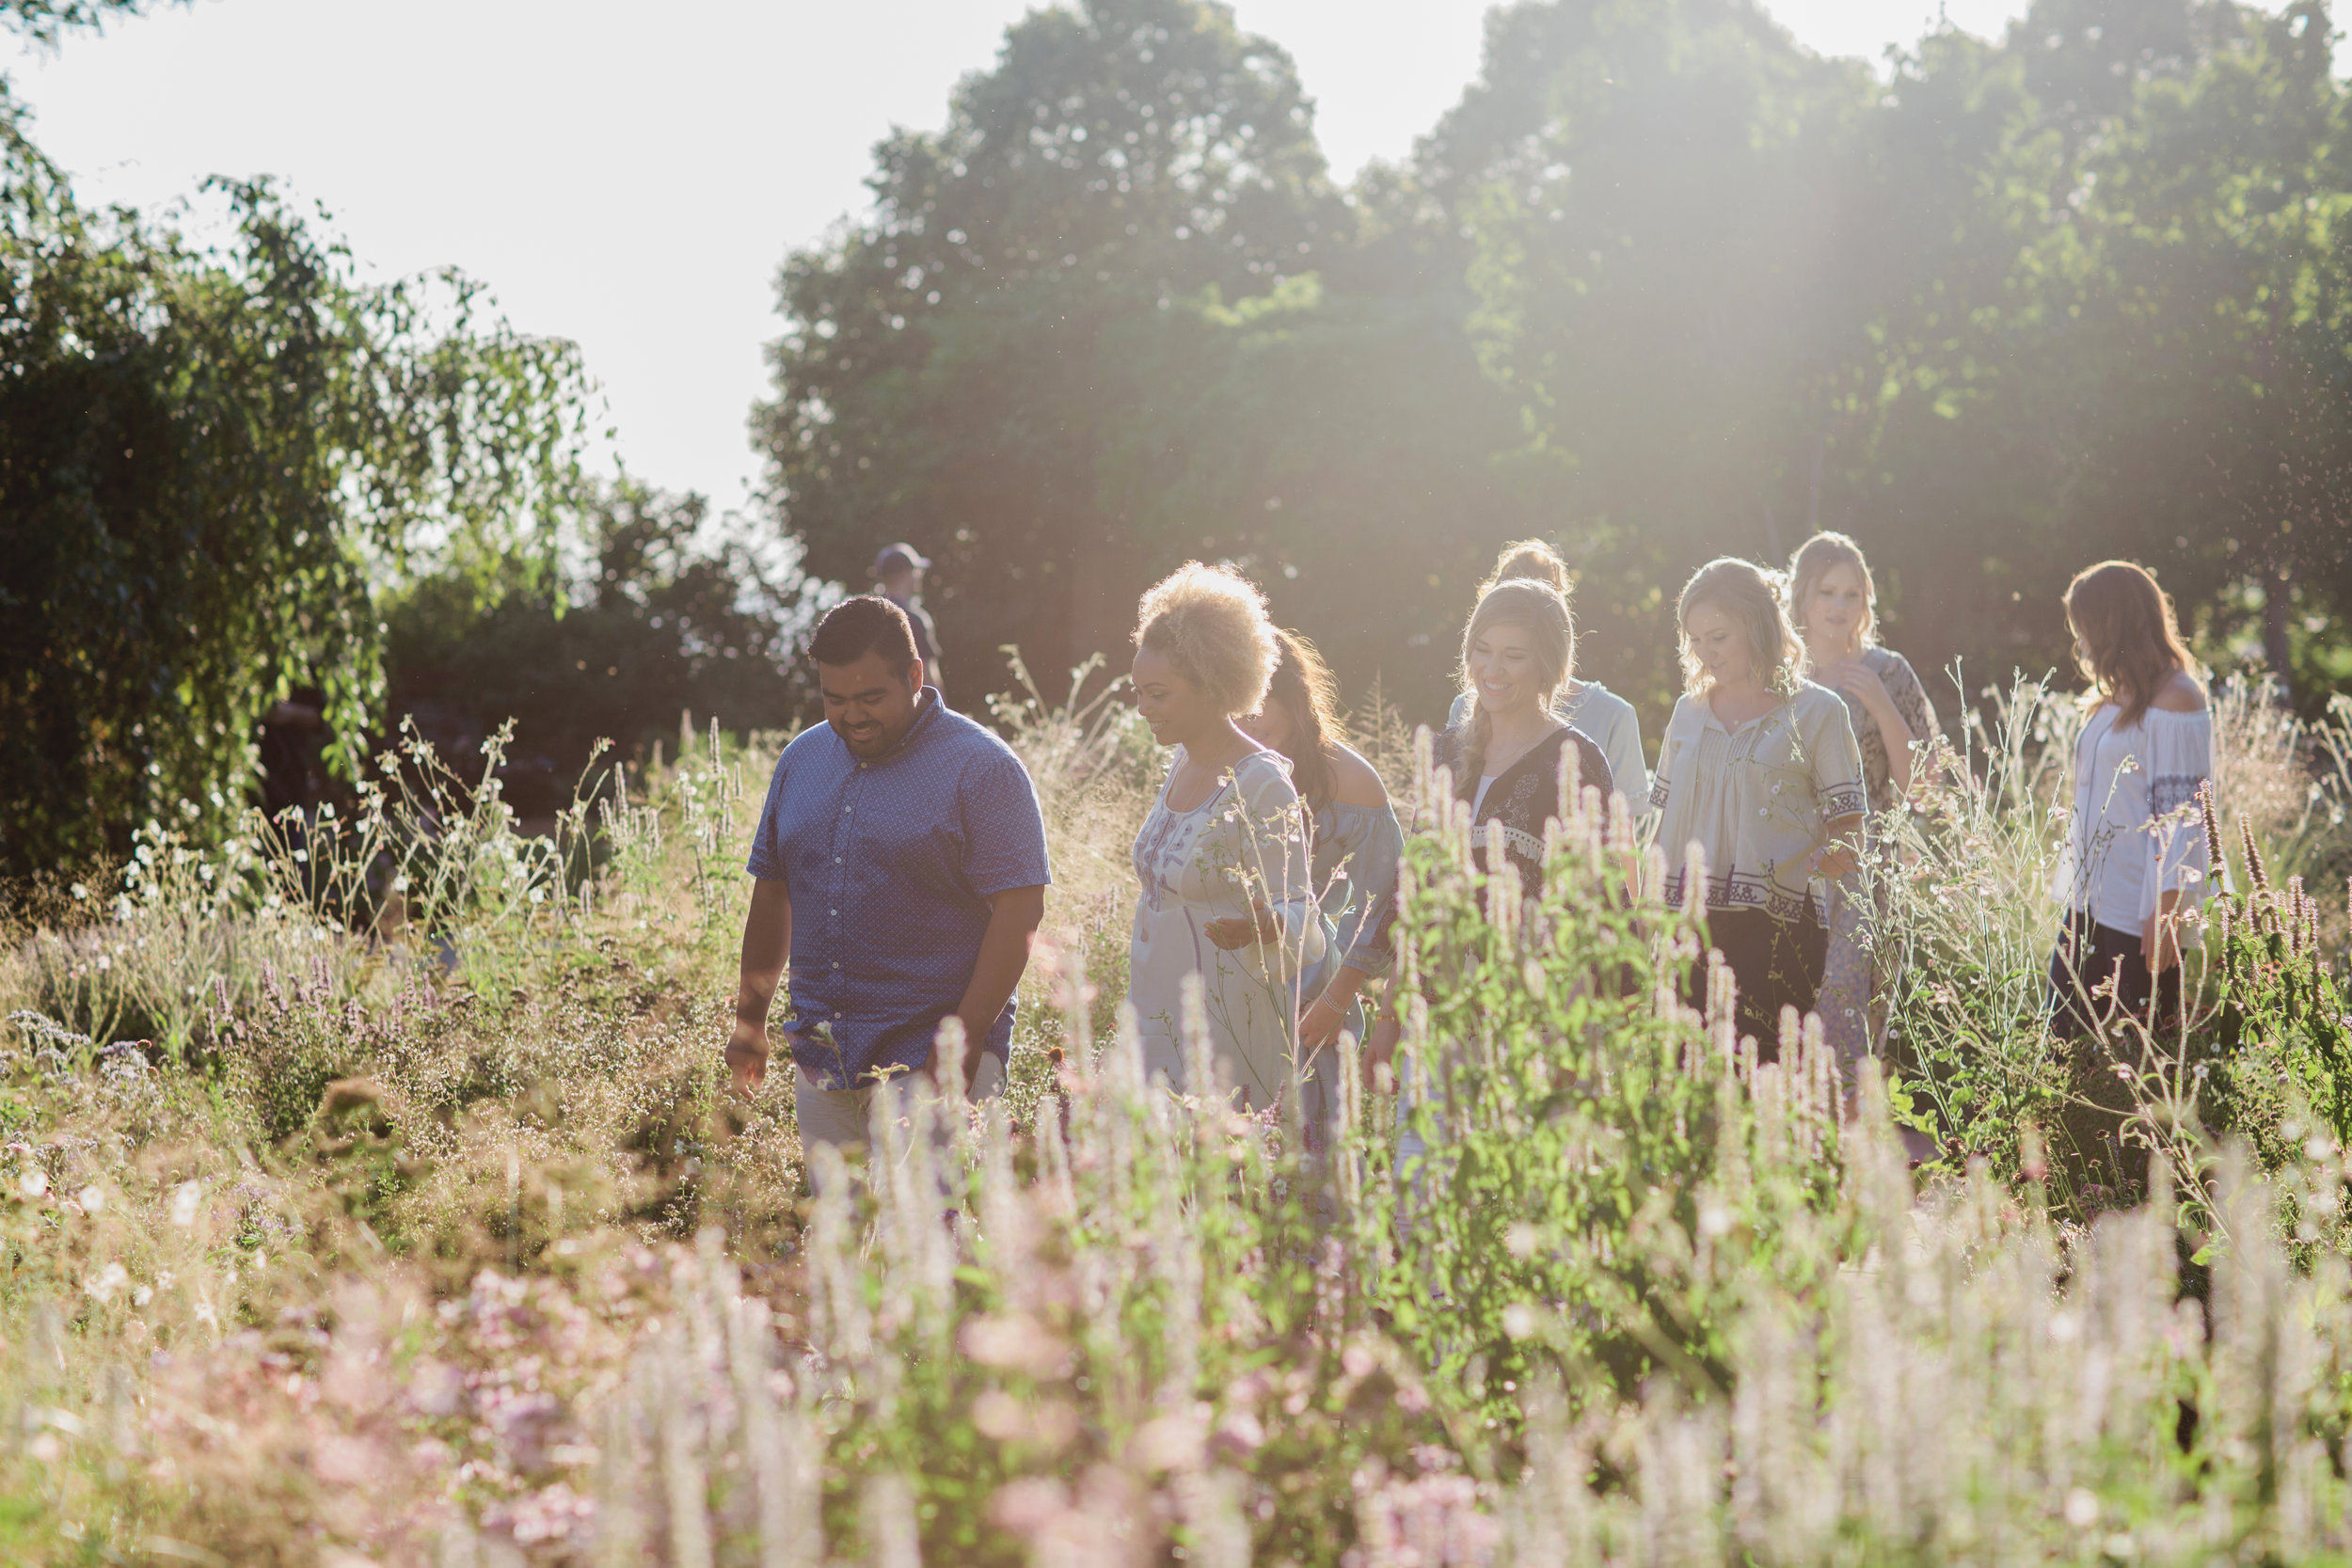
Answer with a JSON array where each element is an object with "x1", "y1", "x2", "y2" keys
[{"x1": 872, "y1": 542, "x2": 944, "y2": 696}]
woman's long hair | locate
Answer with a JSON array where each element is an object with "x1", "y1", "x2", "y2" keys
[
  {"x1": 1677, "y1": 558, "x2": 1804, "y2": 697},
  {"x1": 1455, "y1": 578, "x2": 1574, "y2": 799},
  {"x1": 2065, "y1": 560, "x2": 2199, "y2": 728},
  {"x1": 1263, "y1": 628, "x2": 1341, "y2": 820},
  {"x1": 1787, "y1": 531, "x2": 1878, "y2": 649}
]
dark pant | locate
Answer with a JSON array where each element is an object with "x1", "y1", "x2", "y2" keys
[
  {"x1": 2048, "y1": 910, "x2": 2180, "y2": 1040},
  {"x1": 1690, "y1": 906, "x2": 1828, "y2": 1061}
]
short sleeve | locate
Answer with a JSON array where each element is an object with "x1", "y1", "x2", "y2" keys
[
  {"x1": 1233, "y1": 753, "x2": 1327, "y2": 974},
  {"x1": 1883, "y1": 651, "x2": 1939, "y2": 753},
  {"x1": 959, "y1": 749, "x2": 1053, "y2": 898},
  {"x1": 1598, "y1": 698, "x2": 1649, "y2": 815},
  {"x1": 744, "y1": 751, "x2": 792, "y2": 881},
  {"x1": 1331, "y1": 804, "x2": 1404, "y2": 976},
  {"x1": 1648, "y1": 697, "x2": 1694, "y2": 813},
  {"x1": 1805, "y1": 691, "x2": 1867, "y2": 821}
]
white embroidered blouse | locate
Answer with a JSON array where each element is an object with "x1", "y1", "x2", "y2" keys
[
  {"x1": 2058, "y1": 703, "x2": 2215, "y2": 934},
  {"x1": 1650, "y1": 681, "x2": 1867, "y2": 922},
  {"x1": 1129, "y1": 747, "x2": 1325, "y2": 1107}
]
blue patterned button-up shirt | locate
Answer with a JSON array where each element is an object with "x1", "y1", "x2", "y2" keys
[{"x1": 745, "y1": 691, "x2": 1052, "y2": 1088}]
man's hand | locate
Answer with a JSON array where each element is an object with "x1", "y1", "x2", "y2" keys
[
  {"x1": 927, "y1": 1014, "x2": 989, "y2": 1098},
  {"x1": 729, "y1": 877, "x2": 791, "y2": 1100},
  {"x1": 726, "y1": 1014, "x2": 770, "y2": 1099}
]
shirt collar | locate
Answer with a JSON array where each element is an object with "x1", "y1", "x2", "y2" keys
[{"x1": 850, "y1": 687, "x2": 945, "y2": 767}]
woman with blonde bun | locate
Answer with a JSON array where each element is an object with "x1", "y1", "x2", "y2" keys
[
  {"x1": 1650, "y1": 558, "x2": 1865, "y2": 1054},
  {"x1": 1127, "y1": 562, "x2": 1326, "y2": 1108},
  {"x1": 1787, "y1": 531, "x2": 1939, "y2": 1068},
  {"x1": 1446, "y1": 540, "x2": 1648, "y2": 811},
  {"x1": 1380, "y1": 577, "x2": 1612, "y2": 1165}
]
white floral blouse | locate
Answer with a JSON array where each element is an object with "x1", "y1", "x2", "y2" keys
[
  {"x1": 1651, "y1": 681, "x2": 1867, "y2": 922},
  {"x1": 1129, "y1": 747, "x2": 1325, "y2": 1108}
]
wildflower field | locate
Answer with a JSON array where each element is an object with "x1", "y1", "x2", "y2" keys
[{"x1": 10, "y1": 669, "x2": 2352, "y2": 1567}]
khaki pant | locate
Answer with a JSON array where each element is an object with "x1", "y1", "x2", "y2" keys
[{"x1": 793, "y1": 1053, "x2": 1006, "y2": 1151}]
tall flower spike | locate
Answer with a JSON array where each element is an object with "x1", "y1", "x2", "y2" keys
[
  {"x1": 1708, "y1": 950, "x2": 1740, "y2": 1070},
  {"x1": 2241, "y1": 816, "x2": 2270, "y2": 900},
  {"x1": 1684, "y1": 840, "x2": 1708, "y2": 925},
  {"x1": 1605, "y1": 786, "x2": 1635, "y2": 861},
  {"x1": 2198, "y1": 781, "x2": 2223, "y2": 875}
]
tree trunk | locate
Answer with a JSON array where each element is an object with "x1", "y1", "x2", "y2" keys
[{"x1": 2263, "y1": 562, "x2": 2294, "y2": 704}]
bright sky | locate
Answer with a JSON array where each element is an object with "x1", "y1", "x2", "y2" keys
[{"x1": 9, "y1": 0, "x2": 2034, "y2": 517}]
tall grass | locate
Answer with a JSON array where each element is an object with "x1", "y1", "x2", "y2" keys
[{"x1": 4, "y1": 665, "x2": 2352, "y2": 1563}]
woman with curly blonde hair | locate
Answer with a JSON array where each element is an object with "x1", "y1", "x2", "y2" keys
[
  {"x1": 1127, "y1": 562, "x2": 1326, "y2": 1107},
  {"x1": 1649, "y1": 558, "x2": 1865, "y2": 1053}
]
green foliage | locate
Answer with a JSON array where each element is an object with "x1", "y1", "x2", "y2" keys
[
  {"x1": 1362, "y1": 732, "x2": 1855, "y2": 1424},
  {"x1": 15, "y1": 662, "x2": 2352, "y2": 1560},
  {"x1": 385, "y1": 481, "x2": 827, "y2": 778},
  {"x1": 759, "y1": 0, "x2": 1539, "y2": 708},
  {"x1": 0, "y1": 127, "x2": 592, "y2": 880},
  {"x1": 768, "y1": 0, "x2": 2352, "y2": 726},
  {"x1": 0, "y1": 0, "x2": 181, "y2": 45}
]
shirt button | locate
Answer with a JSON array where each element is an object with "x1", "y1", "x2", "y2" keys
[
  {"x1": 832, "y1": 961, "x2": 840, "y2": 970},
  {"x1": 834, "y1": 855, "x2": 843, "y2": 863},
  {"x1": 830, "y1": 909, "x2": 838, "y2": 916}
]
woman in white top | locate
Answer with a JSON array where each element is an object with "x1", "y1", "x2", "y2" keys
[
  {"x1": 2048, "y1": 560, "x2": 2213, "y2": 1040},
  {"x1": 1651, "y1": 558, "x2": 1867, "y2": 1055},
  {"x1": 1127, "y1": 562, "x2": 1325, "y2": 1108},
  {"x1": 1788, "y1": 531, "x2": 1940, "y2": 1069},
  {"x1": 1445, "y1": 539, "x2": 1648, "y2": 810}
]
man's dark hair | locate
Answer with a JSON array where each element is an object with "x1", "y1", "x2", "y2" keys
[{"x1": 808, "y1": 594, "x2": 921, "y2": 671}]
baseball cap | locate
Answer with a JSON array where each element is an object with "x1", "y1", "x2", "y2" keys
[{"x1": 873, "y1": 542, "x2": 931, "y2": 576}]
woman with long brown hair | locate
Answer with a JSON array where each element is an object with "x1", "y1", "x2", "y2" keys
[
  {"x1": 1787, "y1": 531, "x2": 1939, "y2": 1068},
  {"x1": 1649, "y1": 558, "x2": 1866, "y2": 1053},
  {"x1": 1446, "y1": 539, "x2": 1648, "y2": 811},
  {"x1": 2049, "y1": 561, "x2": 2213, "y2": 1038},
  {"x1": 1239, "y1": 630, "x2": 1403, "y2": 1056},
  {"x1": 1436, "y1": 577, "x2": 1613, "y2": 897},
  {"x1": 1381, "y1": 578, "x2": 1613, "y2": 1164}
]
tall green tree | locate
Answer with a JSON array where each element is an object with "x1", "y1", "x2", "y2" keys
[
  {"x1": 758, "y1": 0, "x2": 1345, "y2": 690},
  {"x1": 0, "y1": 134, "x2": 590, "y2": 879}
]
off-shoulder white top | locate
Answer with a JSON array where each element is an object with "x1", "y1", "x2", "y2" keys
[{"x1": 1650, "y1": 681, "x2": 1867, "y2": 922}]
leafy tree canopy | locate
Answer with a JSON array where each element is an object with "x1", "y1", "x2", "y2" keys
[{"x1": 0, "y1": 113, "x2": 592, "y2": 879}]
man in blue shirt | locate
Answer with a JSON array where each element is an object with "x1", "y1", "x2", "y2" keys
[{"x1": 726, "y1": 596, "x2": 1050, "y2": 1148}]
